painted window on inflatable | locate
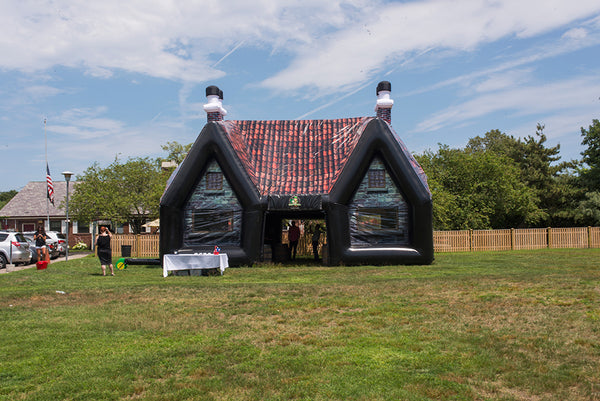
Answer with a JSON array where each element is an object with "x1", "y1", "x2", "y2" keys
[
  {"x1": 368, "y1": 169, "x2": 386, "y2": 189},
  {"x1": 206, "y1": 172, "x2": 223, "y2": 191},
  {"x1": 349, "y1": 158, "x2": 410, "y2": 247},
  {"x1": 356, "y1": 207, "x2": 398, "y2": 231},
  {"x1": 192, "y1": 210, "x2": 235, "y2": 232},
  {"x1": 183, "y1": 160, "x2": 242, "y2": 247}
]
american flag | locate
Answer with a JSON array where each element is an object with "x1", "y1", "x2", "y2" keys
[{"x1": 46, "y1": 163, "x2": 54, "y2": 205}]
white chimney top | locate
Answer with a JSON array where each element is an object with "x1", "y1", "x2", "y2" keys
[
  {"x1": 204, "y1": 85, "x2": 227, "y2": 121},
  {"x1": 375, "y1": 81, "x2": 393, "y2": 123}
]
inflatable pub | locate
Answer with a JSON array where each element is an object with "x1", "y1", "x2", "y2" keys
[{"x1": 160, "y1": 82, "x2": 433, "y2": 266}]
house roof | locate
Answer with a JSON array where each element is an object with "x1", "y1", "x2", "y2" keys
[
  {"x1": 221, "y1": 117, "x2": 371, "y2": 196},
  {"x1": 219, "y1": 117, "x2": 429, "y2": 197},
  {"x1": 0, "y1": 181, "x2": 69, "y2": 218}
]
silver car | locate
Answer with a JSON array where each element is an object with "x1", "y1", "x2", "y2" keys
[
  {"x1": 0, "y1": 231, "x2": 31, "y2": 269},
  {"x1": 23, "y1": 235, "x2": 60, "y2": 262},
  {"x1": 24, "y1": 231, "x2": 63, "y2": 257}
]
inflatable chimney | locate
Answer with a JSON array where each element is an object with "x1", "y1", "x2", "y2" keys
[
  {"x1": 203, "y1": 86, "x2": 227, "y2": 122},
  {"x1": 375, "y1": 81, "x2": 393, "y2": 124}
]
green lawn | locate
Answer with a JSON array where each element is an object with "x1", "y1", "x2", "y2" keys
[{"x1": 1, "y1": 249, "x2": 599, "y2": 400}]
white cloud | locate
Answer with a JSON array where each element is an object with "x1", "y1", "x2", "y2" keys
[
  {"x1": 508, "y1": 110, "x2": 596, "y2": 162},
  {"x1": 563, "y1": 27, "x2": 588, "y2": 40},
  {"x1": 43, "y1": 105, "x2": 188, "y2": 171},
  {"x1": 50, "y1": 107, "x2": 125, "y2": 139},
  {"x1": 260, "y1": 0, "x2": 600, "y2": 93},
  {"x1": 0, "y1": 0, "x2": 371, "y2": 84},
  {"x1": 0, "y1": 1, "x2": 597, "y2": 192},
  {"x1": 24, "y1": 85, "x2": 64, "y2": 100},
  {"x1": 472, "y1": 69, "x2": 533, "y2": 94},
  {"x1": 512, "y1": 111, "x2": 591, "y2": 142},
  {"x1": 414, "y1": 75, "x2": 600, "y2": 133},
  {"x1": 1, "y1": 0, "x2": 598, "y2": 96},
  {"x1": 402, "y1": 25, "x2": 600, "y2": 100}
]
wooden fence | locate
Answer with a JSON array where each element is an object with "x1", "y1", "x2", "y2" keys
[
  {"x1": 109, "y1": 227, "x2": 600, "y2": 258},
  {"x1": 110, "y1": 235, "x2": 161, "y2": 258},
  {"x1": 433, "y1": 227, "x2": 600, "y2": 253}
]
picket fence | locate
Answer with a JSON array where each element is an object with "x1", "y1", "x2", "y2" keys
[
  {"x1": 111, "y1": 234, "x2": 162, "y2": 258},
  {"x1": 433, "y1": 227, "x2": 600, "y2": 253},
  {"x1": 109, "y1": 227, "x2": 600, "y2": 258}
]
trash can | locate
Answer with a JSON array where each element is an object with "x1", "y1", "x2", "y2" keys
[{"x1": 121, "y1": 245, "x2": 132, "y2": 257}]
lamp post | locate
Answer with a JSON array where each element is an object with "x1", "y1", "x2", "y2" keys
[{"x1": 62, "y1": 171, "x2": 74, "y2": 262}]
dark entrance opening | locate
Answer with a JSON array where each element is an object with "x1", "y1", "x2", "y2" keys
[{"x1": 262, "y1": 210, "x2": 327, "y2": 264}]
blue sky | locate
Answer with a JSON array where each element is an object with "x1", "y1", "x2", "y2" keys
[{"x1": 1, "y1": 0, "x2": 600, "y2": 192}]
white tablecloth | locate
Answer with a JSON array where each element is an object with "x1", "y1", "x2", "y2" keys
[{"x1": 163, "y1": 253, "x2": 229, "y2": 277}]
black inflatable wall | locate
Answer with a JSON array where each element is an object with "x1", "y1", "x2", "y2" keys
[{"x1": 160, "y1": 123, "x2": 263, "y2": 266}]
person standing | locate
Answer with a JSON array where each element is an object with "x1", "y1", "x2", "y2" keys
[
  {"x1": 288, "y1": 221, "x2": 301, "y2": 260},
  {"x1": 95, "y1": 226, "x2": 114, "y2": 276},
  {"x1": 312, "y1": 224, "x2": 323, "y2": 261},
  {"x1": 34, "y1": 226, "x2": 48, "y2": 263}
]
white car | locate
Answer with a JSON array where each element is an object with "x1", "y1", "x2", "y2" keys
[
  {"x1": 0, "y1": 231, "x2": 31, "y2": 268},
  {"x1": 46, "y1": 231, "x2": 67, "y2": 255}
]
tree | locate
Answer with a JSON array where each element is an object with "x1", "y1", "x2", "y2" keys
[
  {"x1": 467, "y1": 126, "x2": 578, "y2": 226},
  {"x1": 572, "y1": 119, "x2": 600, "y2": 226},
  {"x1": 0, "y1": 190, "x2": 18, "y2": 210},
  {"x1": 580, "y1": 119, "x2": 600, "y2": 192},
  {"x1": 69, "y1": 157, "x2": 166, "y2": 234},
  {"x1": 416, "y1": 145, "x2": 540, "y2": 230},
  {"x1": 161, "y1": 141, "x2": 192, "y2": 165},
  {"x1": 544, "y1": 172, "x2": 582, "y2": 227},
  {"x1": 573, "y1": 191, "x2": 600, "y2": 226},
  {"x1": 466, "y1": 129, "x2": 522, "y2": 160},
  {"x1": 521, "y1": 125, "x2": 579, "y2": 226}
]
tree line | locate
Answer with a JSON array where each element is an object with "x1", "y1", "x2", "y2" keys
[
  {"x1": 0, "y1": 190, "x2": 18, "y2": 210},
  {"x1": 67, "y1": 142, "x2": 191, "y2": 234},
  {"x1": 415, "y1": 119, "x2": 600, "y2": 230},
  {"x1": 3, "y1": 122, "x2": 598, "y2": 234}
]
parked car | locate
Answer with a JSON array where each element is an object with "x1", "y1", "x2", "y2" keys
[
  {"x1": 24, "y1": 237, "x2": 39, "y2": 264},
  {"x1": 47, "y1": 231, "x2": 67, "y2": 255},
  {"x1": 23, "y1": 235, "x2": 59, "y2": 261},
  {"x1": 24, "y1": 231, "x2": 65, "y2": 256},
  {"x1": 0, "y1": 231, "x2": 31, "y2": 269}
]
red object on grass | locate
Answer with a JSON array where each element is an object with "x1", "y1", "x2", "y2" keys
[{"x1": 36, "y1": 261, "x2": 48, "y2": 270}]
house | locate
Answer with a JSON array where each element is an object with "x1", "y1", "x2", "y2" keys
[
  {"x1": 1, "y1": 181, "x2": 73, "y2": 233},
  {"x1": 0, "y1": 181, "x2": 96, "y2": 246},
  {"x1": 160, "y1": 82, "x2": 433, "y2": 266},
  {"x1": 0, "y1": 181, "x2": 152, "y2": 247}
]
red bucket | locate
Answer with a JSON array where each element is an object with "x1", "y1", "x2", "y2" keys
[{"x1": 36, "y1": 261, "x2": 48, "y2": 270}]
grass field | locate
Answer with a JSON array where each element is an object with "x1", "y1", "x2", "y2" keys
[{"x1": 1, "y1": 249, "x2": 599, "y2": 401}]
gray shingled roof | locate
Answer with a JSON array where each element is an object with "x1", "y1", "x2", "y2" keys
[{"x1": 0, "y1": 181, "x2": 70, "y2": 218}]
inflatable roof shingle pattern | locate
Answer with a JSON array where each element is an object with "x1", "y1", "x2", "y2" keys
[{"x1": 221, "y1": 117, "x2": 370, "y2": 196}]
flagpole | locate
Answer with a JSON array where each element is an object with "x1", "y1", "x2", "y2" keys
[{"x1": 45, "y1": 118, "x2": 49, "y2": 230}]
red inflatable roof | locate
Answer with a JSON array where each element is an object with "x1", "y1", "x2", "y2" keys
[{"x1": 220, "y1": 117, "x2": 372, "y2": 196}]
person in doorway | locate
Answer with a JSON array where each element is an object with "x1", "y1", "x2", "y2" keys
[
  {"x1": 312, "y1": 224, "x2": 323, "y2": 261},
  {"x1": 95, "y1": 226, "x2": 114, "y2": 276},
  {"x1": 288, "y1": 221, "x2": 301, "y2": 260},
  {"x1": 34, "y1": 226, "x2": 48, "y2": 263}
]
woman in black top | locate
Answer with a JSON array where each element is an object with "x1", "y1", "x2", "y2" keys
[
  {"x1": 95, "y1": 226, "x2": 114, "y2": 276},
  {"x1": 34, "y1": 226, "x2": 48, "y2": 263},
  {"x1": 312, "y1": 224, "x2": 323, "y2": 261}
]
